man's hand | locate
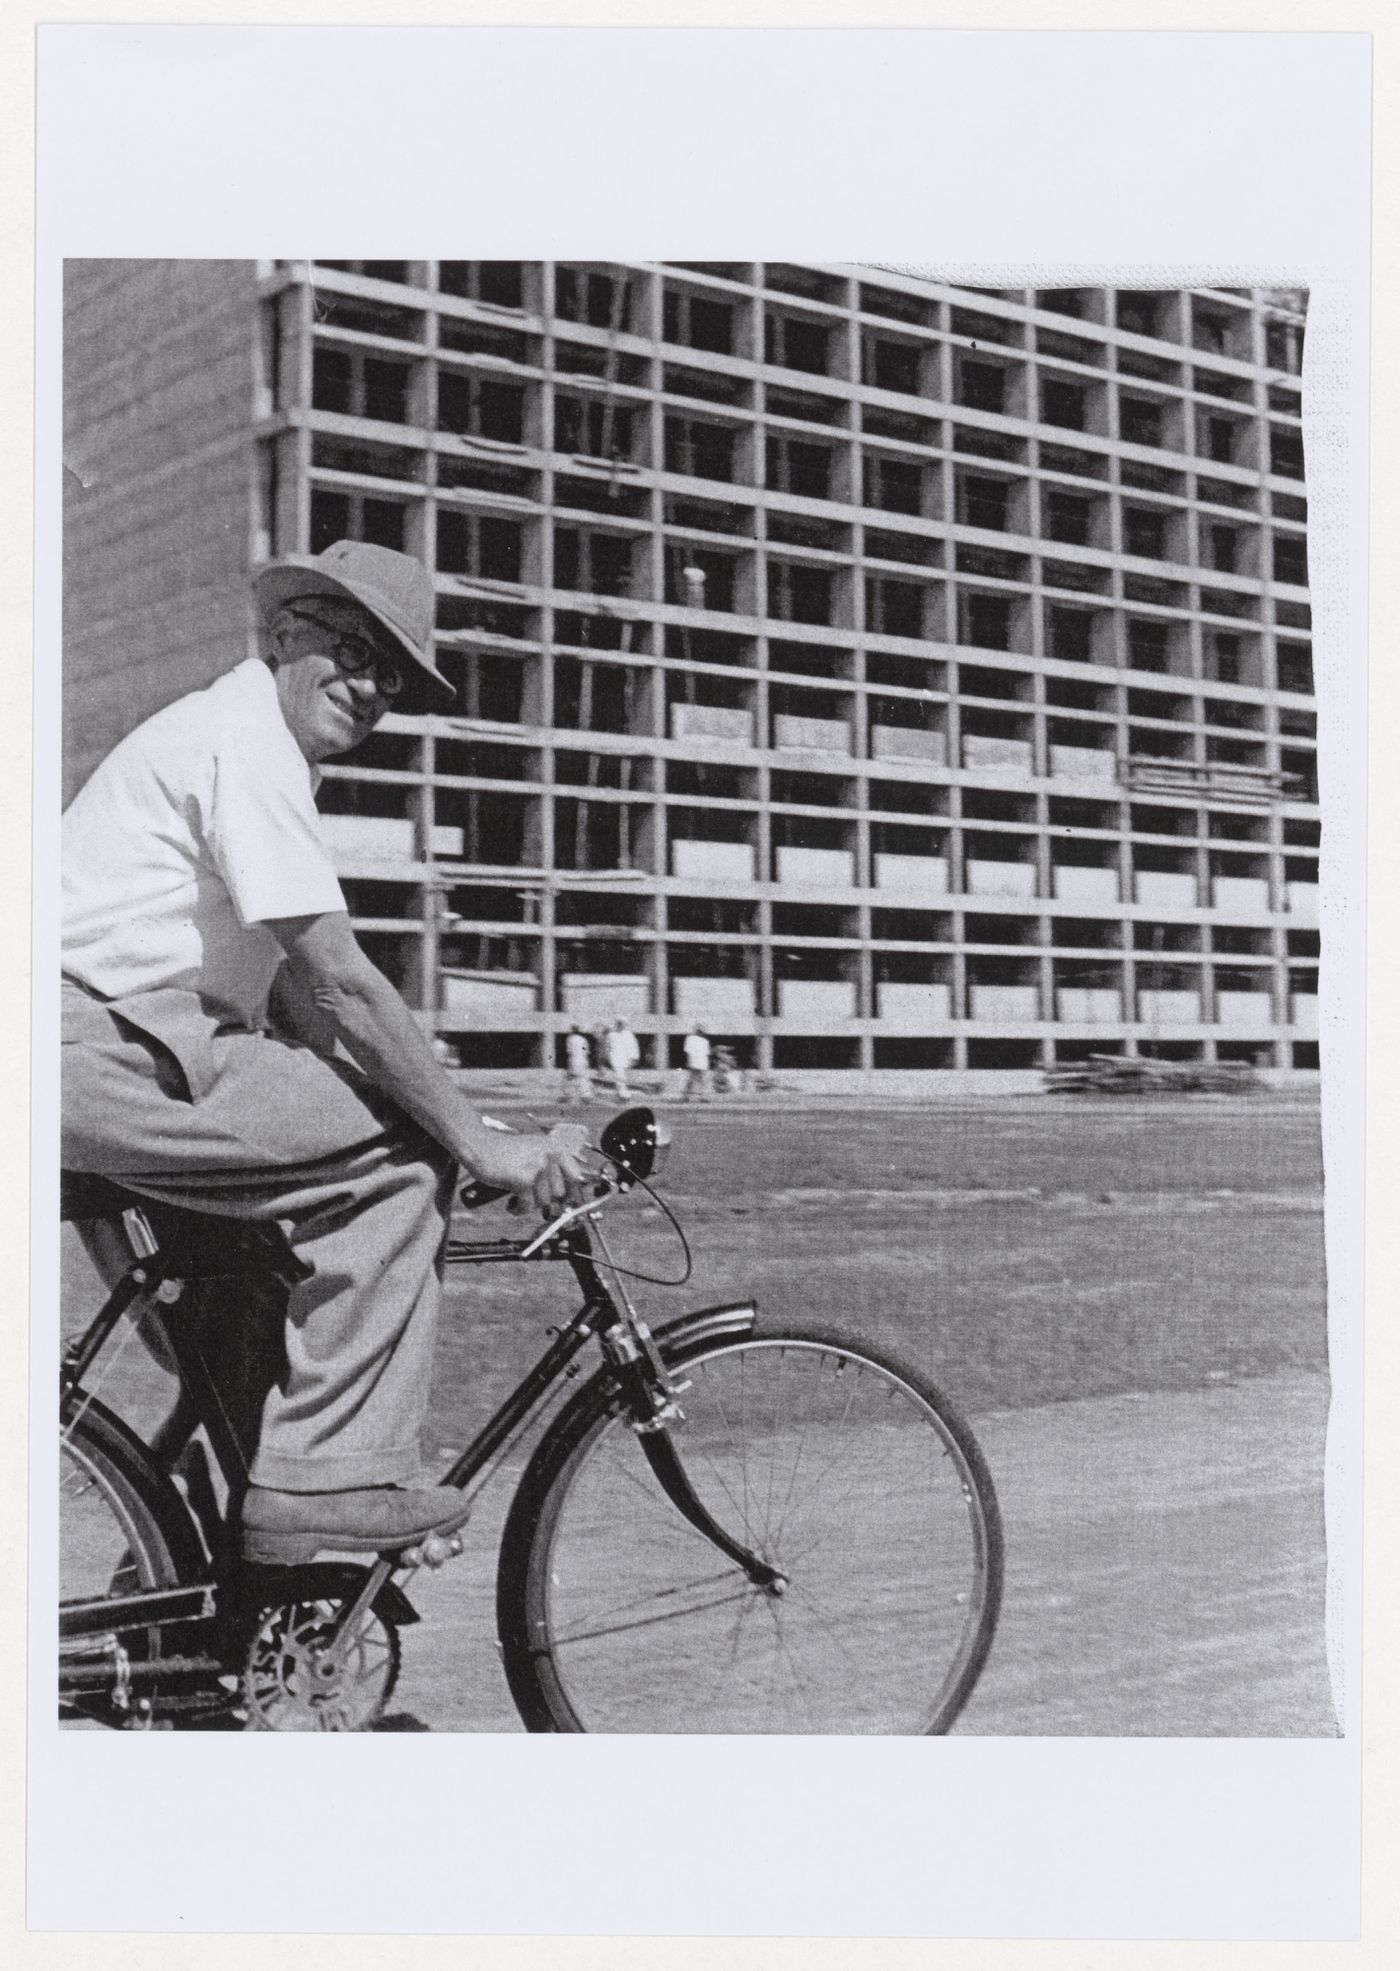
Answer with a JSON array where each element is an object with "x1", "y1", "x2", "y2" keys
[{"x1": 465, "y1": 1126, "x2": 590, "y2": 1213}]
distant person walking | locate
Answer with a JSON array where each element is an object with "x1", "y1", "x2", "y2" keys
[
  {"x1": 602, "y1": 1017, "x2": 640, "y2": 1100},
  {"x1": 711, "y1": 1041, "x2": 738, "y2": 1096},
  {"x1": 682, "y1": 1024, "x2": 712, "y2": 1103},
  {"x1": 563, "y1": 1024, "x2": 592, "y2": 1108}
]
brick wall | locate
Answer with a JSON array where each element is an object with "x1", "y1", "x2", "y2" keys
[{"x1": 63, "y1": 260, "x2": 257, "y2": 803}]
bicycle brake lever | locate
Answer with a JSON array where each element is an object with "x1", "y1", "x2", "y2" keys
[{"x1": 518, "y1": 1182, "x2": 611, "y2": 1258}]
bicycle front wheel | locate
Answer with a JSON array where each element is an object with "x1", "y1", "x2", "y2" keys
[{"x1": 498, "y1": 1327, "x2": 1003, "y2": 1734}]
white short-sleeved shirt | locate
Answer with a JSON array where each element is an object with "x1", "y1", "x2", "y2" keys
[
  {"x1": 62, "y1": 658, "x2": 346, "y2": 1025},
  {"x1": 604, "y1": 1027, "x2": 639, "y2": 1071},
  {"x1": 683, "y1": 1031, "x2": 712, "y2": 1072}
]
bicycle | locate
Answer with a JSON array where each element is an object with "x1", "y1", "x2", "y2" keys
[{"x1": 59, "y1": 1108, "x2": 1003, "y2": 1734}]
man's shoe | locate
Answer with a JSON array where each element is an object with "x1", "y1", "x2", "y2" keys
[{"x1": 240, "y1": 1484, "x2": 471, "y2": 1566}]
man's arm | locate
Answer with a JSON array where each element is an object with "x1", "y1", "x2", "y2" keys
[
  {"x1": 267, "y1": 958, "x2": 341, "y2": 1055},
  {"x1": 266, "y1": 910, "x2": 584, "y2": 1208}
]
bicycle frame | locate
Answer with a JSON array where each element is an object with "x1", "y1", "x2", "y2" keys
[{"x1": 60, "y1": 1179, "x2": 770, "y2": 1682}]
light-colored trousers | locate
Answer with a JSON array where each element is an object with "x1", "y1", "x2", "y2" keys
[{"x1": 61, "y1": 980, "x2": 456, "y2": 1491}]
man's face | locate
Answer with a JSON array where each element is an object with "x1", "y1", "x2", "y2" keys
[{"x1": 270, "y1": 599, "x2": 404, "y2": 762}]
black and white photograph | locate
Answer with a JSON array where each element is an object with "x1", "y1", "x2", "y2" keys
[
  {"x1": 56, "y1": 256, "x2": 1332, "y2": 1741},
  {"x1": 30, "y1": 22, "x2": 1371, "y2": 1947}
]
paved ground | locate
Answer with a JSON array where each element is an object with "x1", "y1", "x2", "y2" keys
[{"x1": 380, "y1": 1363, "x2": 1334, "y2": 1735}]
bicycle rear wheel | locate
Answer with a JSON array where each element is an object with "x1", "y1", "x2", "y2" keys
[
  {"x1": 497, "y1": 1327, "x2": 1002, "y2": 1734},
  {"x1": 60, "y1": 1399, "x2": 192, "y2": 1725}
]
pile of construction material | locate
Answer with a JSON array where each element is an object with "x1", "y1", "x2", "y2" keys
[{"x1": 1045, "y1": 1054, "x2": 1261, "y2": 1096}]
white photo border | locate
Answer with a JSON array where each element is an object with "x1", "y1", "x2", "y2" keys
[{"x1": 30, "y1": 22, "x2": 1370, "y2": 1944}]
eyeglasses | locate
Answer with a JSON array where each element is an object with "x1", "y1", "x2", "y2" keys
[{"x1": 284, "y1": 605, "x2": 405, "y2": 701}]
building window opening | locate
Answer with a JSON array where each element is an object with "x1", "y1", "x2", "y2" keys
[
  {"x1": 1037, "y1": 289, "x2": 1087, "y2": 319},
  {"x1": 437, "y1": 262, "x2": 525, "y2": 308},
  {"x1": 310, "y1": 489, "x2": 351, "y2": 550},
  {"x1": 438, "y1": 372, "x2": 525, "y2": 444},
  {"x1": 554, "y1": 526, "x2": 636, "y2": 598},
  {"x1": 1276, "y1": 641, "x2": 1313, "y2": 693},
  {"x1": 866, "y1": 576, "x2": 926, "y2": 640},
  {"x1": 1040, "y1": 378, "x2": 1086, "y2": 431},
  {"x1": 1208, "y1": 633, "x2": 1241, "y2": 685},
  {"x1": 1116, "y1": 291, "x2": 1163, "y2": 337},
  {"x1": 865, "y1": 528, "x2": 934, "y2": 569},
  {"x1": 959, "y1": 591, "x2": 1014, "y2": 651},
  {"x1": 773, "y1": 1037, "x2": 861, "y2": 1070},
  {"x1": 1273, "y1": 534, "x2": 1308, "y2": 585},
  {"x1": 959, "y1": 475, "x2": 1011, "y2": 531},
  {"x1": 1119, "y1": 396, "x2": 1163, "y2": 448},
  {"x1": 312, "y1": 346, "x2": 353, "y2": 414},
  {"x1": 765, "y1": 311, "x2": 832, "y2": 376},
  {"x1": 554, "y1": 657, "x2": 641, "y2": 735},
  {"x1": 958, "y1": 360, "x2": 1007, "y2": 415},
  {"x1": 1123, "y1": 506, "x2": 1167, "y2": 559},
  {"x1": 1044, "y1": 490, "x2": 1092, "y2": 545},
  {"x1": 860, "y1": 284, "x2": 928, "y2": 325},
  {"x1": 663, "y1": 289, "x2": 734, "y2": 355},
  {"x1": 865, "y1": 454, "x2": 924, "y2": 516},
  {"x1": 437, "y1": 512, "x2": 523, "y2": 583},
  {"x1": 556, "y1": 266, "x2": 631, "y2": 332},
  {"x1": 1192, "y1": 306, "x2": 1231, "y2": 354},
  {"x1": 767, "y1": 435, "x2": 833, "y2": 500},
  {"x1": 665, "y1": 545, "x2": 738, "y2": 613},
  {"x1": 555, "y1": 393, "x2": 634, "y2": 462},
  {"x1": 1047, "y1": 605, "x2": 1096, "y2": 664},
  {"x1": 310, "y1": 489, "x2": 407, "y2": 556},
  {"x1": 1209, "y1": 525, "x2": 1239, "y2": 573},
  {"x1": 1126, "y1": 618, "x2": 1173, "y2": 672},
  {"x1": 770, "y1": 561, "x2": 835, "y2": 627},
  {"x1": 867, "y1": 337, "x2": 923, "y2": 395},
  {"x1": 1205, "y1": 416, "x2": 1237, "y2": 465},
  {"x1": 967, "y1": 1039, "x2": 1040, "y2": 1070},
  {"x1": 664, "y1": 415, "x2": 737, "y2": 482},
  {"x1": 1265, "y1": 318, "x2": 1305, "y2": 375}
]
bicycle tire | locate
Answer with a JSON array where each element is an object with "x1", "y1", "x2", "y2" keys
[
  {"x1": 59, "y1": 1398, "x2": 204, "y2": 1726},
  {"x1": 497, "y1": 1324, "x2": 1003, "y2": 1735}
]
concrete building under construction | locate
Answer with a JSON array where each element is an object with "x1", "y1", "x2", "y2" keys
[{"x1": 63, "y1": 260, "x2": 1318, "y2": 1082}]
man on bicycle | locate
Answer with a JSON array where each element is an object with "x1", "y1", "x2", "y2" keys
[{"x1": 62, "y1": 540, "x2": 586, "y2": 1564}]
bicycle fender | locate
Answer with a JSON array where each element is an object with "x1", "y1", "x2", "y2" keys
[
  {"x1": 373, "y1": 1579, "x2": 420, "y2": 1627},
  {"x1": 231, "y1": 1562, "x2": 420, "y2": 1627},
  {"x1": 650, "y1": 1300, "x2": 758, "y2": 1352}
]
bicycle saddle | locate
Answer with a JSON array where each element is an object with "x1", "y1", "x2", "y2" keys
[
  {"x1": 60, "y1": 1170, "x2": 312, "y2": 1289},
  {"x1": 60, "y1": 1170, "x2": 147, "y2": 1222}
]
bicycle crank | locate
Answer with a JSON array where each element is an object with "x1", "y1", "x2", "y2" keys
[{"x1": 233, "y1": 1563, "x2": 408, "y2": 1732}]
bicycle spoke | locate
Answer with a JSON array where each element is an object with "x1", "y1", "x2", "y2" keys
[
  {"x1": 780, "y1": 1422, "x2": 941, "y2": 1570},
  {"x1": 764, "y1": 1357, "x2": 834, "y2": 1556},
  {"x1": 763, "y1": 1599, "x2": 821, "y2": 1732},
  {"x1": 551, "y1": 1561, "x2": 742, "y2": 1639},
  {"x1": 767, "y1": 1362, "x2": 866, "y2": 1558},
  {"x1": 691, "y1": 1385, "x2": 768, "y2": 1546},
  {"x1": 549, "y1": 1583, "x2": 757, "y2": 1649},
  {"x1": 761, "y1": 1344, "x2": 789, "y2": 1543}
]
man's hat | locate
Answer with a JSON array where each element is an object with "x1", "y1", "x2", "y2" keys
[{"x1": 254, "y1": 540, "x2": 455, "y2": 714}]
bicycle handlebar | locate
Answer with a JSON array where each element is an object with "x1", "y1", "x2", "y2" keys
[
  {"x1": 457, "y1": 1111, "x2": 569, "y2": 1213},
  {"x1": 448, "y1": 1107, "x2": 687, "y2": 1284},
  {"x1": 458, "y1": 1104, "x2": 667, "y2": 1222}
]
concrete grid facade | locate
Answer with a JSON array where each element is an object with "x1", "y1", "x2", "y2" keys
[{"x1": 66, "y1": 260, "x2": 1320, "y2": 1081}]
